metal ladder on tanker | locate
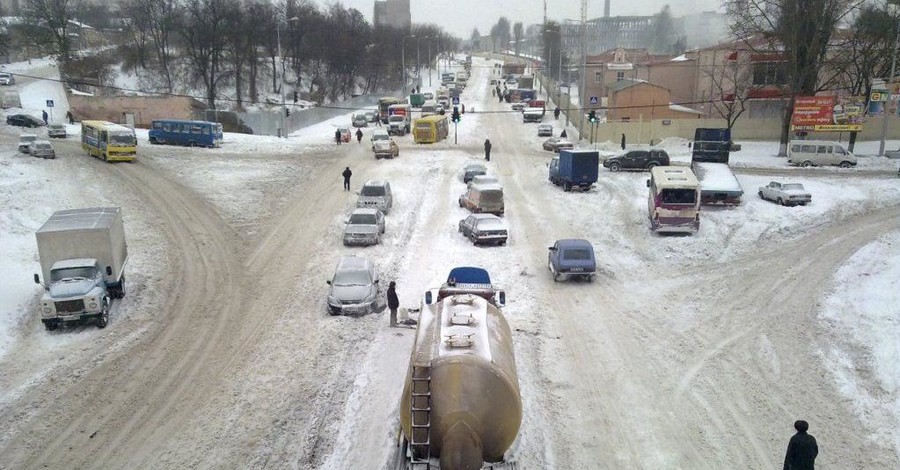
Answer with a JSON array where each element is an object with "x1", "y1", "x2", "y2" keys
[{"x1": 409, "y1": 365, "x2": 432, "y2": 469}]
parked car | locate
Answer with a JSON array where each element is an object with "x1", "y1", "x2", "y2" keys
[
  {"x1": 467, "y1": 175, "x2": 500, "y2": 188},
  {"x1": 47, "y1": 123, "x2": 67, "y2": 138},
  {"x1": 356, "y1": 180, "x2": 393, "y2": 214},
  {"x1": 458, "y1": 214, "x2": 508, "y2": 246},
  {"x1": 537, "y1": 124, "x2": 553, "y2": 137},
  {"x1": 373, "y1": 139, "x2": 399, "y2": 159},
  {"x1": 337, "y1": 127, "x2": 351, "y2": 143},
  {"x1": 459, "y1": 182, "x2": 505, "y2": 215},
  {"x1": 364, "y1": 111, "x2": 378, "y2": 123},
  {"x1": 371, "y1": 129, "x2": 390, "y2": 149},
  {"x1": 511, "y1": 101, "x2": 528, "y2": 112},
  {"x1": 758, "y1": 181, "x2": 812, "y2": 206},
  {"x1": 548, "y1": 239, "x2": 597, "y2": 282},
  {"x1": 787, "y1": 140, "x2": 857, "y2": 168},
  {"x1": 461, "y1": 162, "x2": 487, "y2": 183},
  {"x1": 352, "y1": 114, "x2": 368, "y2": 127},
  {"x1": 0, "y1": 72, "x2": 15, "y2": 85},
  {"x1": 325, "y1": 256, "x2": 382, "y2": 315},
  {"x1": 603, "y1": 149, "x2": 670, "y2": 172},
  {"x1": 28, "y1": 140, "x2": 56, "y2": 159},
  {"x1": 343, "y1": 208, "x2": 385, "y2": 246},
  {"x1": 7, "y1": 114, "x2": 44, "y2": 128},
  {"x1": 542, "y1": 137, "x2": 574, "y2": 153},
  {"x1": 18, "y1": 133, "x2": 37, "y2": 153}
]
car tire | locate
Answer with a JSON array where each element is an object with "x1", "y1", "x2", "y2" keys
[
  {"x1": 96, "y1": 300, "x2": 110, "y2": 329},
  {"x1": 839, "y1": 161, "x2": 852, "y2": 168},
  {"x1": 647, "y1": 163, "x2": 657, "y2": 170},
  {"x1": 801, "y1": 160, "x2": 813, "y2": 167},
  {"x1": 609, "y1": 162, "x2": 621, "y2": 172},
  {"x1": 758, "y1": 191, "x2": 764, "y2": 199},
  {"x1": 777, "y1": 198, "x2": 785, "y2": 206}
]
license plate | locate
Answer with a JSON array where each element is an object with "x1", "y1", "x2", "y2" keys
[{"x1": 570, "y1": 268, "x2": 583, "y2": 272}]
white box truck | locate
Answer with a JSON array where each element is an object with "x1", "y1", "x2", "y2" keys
[{"x1": 34, "y1": 207, "x2": 128, "y2": 330}]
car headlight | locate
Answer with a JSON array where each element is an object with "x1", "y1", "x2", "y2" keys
[
  {"x1": 327, "y1": 295, "x2": 338, "y2": 305},
  {"x1": 43, "y1": 306, "x2": 52, "y2": 314},
  {"x1": 89, "y1": 301, "x2": 98, "y2": 309}
]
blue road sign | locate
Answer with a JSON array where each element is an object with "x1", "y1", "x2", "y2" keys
[
  {"x1": 46, "y1": 99, "x2": 54, "y2": 108},
  {"x1": 452, "y1": 97, "x2": 460, "y2": 105},
  {"x1": 589, "y1": 96, "x2": 599, "y2": 105}
]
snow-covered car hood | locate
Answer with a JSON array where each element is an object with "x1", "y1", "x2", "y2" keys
[
  {"x1": 49, "y1": 278, "x2": 98, "y2": 298},
  {"x1": 330, "y1": 284, "x2": 374, "y2": 303},
  {"x1": 344, "y1": 224, "x2": 378, "y2": 235}
]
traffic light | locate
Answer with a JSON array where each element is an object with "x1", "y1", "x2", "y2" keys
[
  {"x1": 285, "y1": 108, "x2": 291, "y2": 117},
  {"x1": 587, "y1": 110, "x2": 597, "y2": 123},
  {"x1": 451, "y1": 106, "x2": 461, "y2": 123}
]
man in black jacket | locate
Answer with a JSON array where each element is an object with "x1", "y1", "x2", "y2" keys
[
  {"x1": 783, "y1": 420, "x2": 818, "y2": 470},
  {"x1": 386, "y1": 281, "x2": 399, "y2": 327},
  {"x1": 484, "y1": 139, "x2": 492, "y2": 161},
  {"x1": 342, "y1": 167, "x2": 352, "y2": 191}
]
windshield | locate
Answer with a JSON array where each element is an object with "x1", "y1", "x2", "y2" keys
[
  {"x1": 349, "y1": 213, "x2": 377, "y2": 225},
  {"x1": 110, "y1": 131, "x2": 136, "y2": 145},
  {"x1": 34, "y1": 143, "x2": 51, "y2": 149},
  {"x1": 333, "y1": 269, "x2": 372, "y2": 286},
  {"x1": 51, "y1": 266, "x2": 99, "y2": 282},
  {"x1": 373, "y1": 133, "x2": 389, "y2": 141},
  {"x1": 361, "y1": 186, "x2": 385, "y2": 196},
  {"x1": 389, "y1": 116, "x2": 404, "y2": 122},
  {"x1": 479, "y1": 190, "x2": 503, "y2": 204},
  {"x1": 661, "y1": 188, "x2": 697, "y2": 205},
  {"x1": 563, "y1": 248, "x2": 592, "y2": 260},
  {"x1": 21, "y1": 136, "x2": 37, "y2": 143},
  {"x1": 782, "y1": 183, "x2": 805, "y2": 191}
]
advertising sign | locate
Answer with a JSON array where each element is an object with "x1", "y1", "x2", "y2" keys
[{"x1": 791, "y1": 95, "x2": 864, "y2": 132}]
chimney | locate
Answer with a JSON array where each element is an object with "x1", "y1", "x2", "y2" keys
[{"x1": 604, "y1": 0, "x2": 610, "y2": 17}]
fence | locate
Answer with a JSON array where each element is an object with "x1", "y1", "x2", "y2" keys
[{"x1": 235, "y1": 88, "x2": 405, "y2": 137}]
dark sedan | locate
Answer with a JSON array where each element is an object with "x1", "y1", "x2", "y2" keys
[
  {"x1": 6, "y1": 114, "x2": 45, "y2": 128},
  {"x1": 542, "y1": 137, "x2": 574, "y2": 152},
  {"x1": 603, "y1": 149, "x2": 670, "y2": 171}
]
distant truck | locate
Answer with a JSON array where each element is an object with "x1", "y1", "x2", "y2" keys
[
  {"x1": 549, "y1": 149, "x2": 599, "y2": 191},
  {"x1": 691, "y1": 128, "x2": 732, "y2": 164},
  {"x1": 693, "y1": 162, "x2": 743, "y2": 206},
  {"x1": 388, "y1": 103, "x2": 412, "y2": 136},
  {"x1": 408, "y1": 93, "x2": 425, "y2": 108},
  {"x1": 502, "y1": 62, "x2": 526, "y2": 75},
  {"x1": 34, "y1": 207, "x2": 128, "y2": 330},
  {"x1": 517, "y1": 76, "x2": 534, "y2": 89}
]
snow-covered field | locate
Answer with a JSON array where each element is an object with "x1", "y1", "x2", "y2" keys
[{"x1": 1, "y1": 56, "x2": 899, "y2": 468}]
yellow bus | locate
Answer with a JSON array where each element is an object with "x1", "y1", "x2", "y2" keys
[
  {"x1": 81, "y1": 120, "x2": 137, "y2": 162},
  {"x1": 413, "y1": 115, "x2": 449, "y2": 144}
]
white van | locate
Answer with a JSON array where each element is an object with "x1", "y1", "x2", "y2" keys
[
  {"x1": 421, "y1": 100, "x2": 438, "y2": 117},
  {"x1": 787, "y1": 140, "x2": 857, "y2": 168}
]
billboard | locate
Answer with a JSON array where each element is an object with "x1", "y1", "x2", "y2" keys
[{"x1": 791, "y1": 95, "x2": 865, "y2": 132}]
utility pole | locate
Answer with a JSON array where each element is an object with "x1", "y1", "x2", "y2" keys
[
  {"x1": 879, "y1": 18, "x2": 900, "y2": 156},
  {"x1": 578, "y1": 0, "x2": 587, "y2": 141}
]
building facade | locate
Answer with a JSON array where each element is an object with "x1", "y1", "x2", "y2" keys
[{"x1": 373, "y1": 0, "x2": 410, "y2": 30}]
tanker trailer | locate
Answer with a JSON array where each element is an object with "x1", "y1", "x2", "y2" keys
[{"x1": 398, "y1": 267, "x2": 522, "y2": 470}]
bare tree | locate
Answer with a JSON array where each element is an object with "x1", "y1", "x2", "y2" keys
[
  {"x1": 513, "y1": 22, "x2": 523, "y2": 57},
  {"x1": 470, "y1": 28, "x2": 481, "y2": 51},
  {"x1": 179, "y1": 0, "x2": 236, "y2": 108},
  {"x1": 19, "y1": 0, "x2": 82, "y2": 71},
  {"x1": 726, "y1": 0, "x2": 863, "y2": 155},
  {"x1": 706, "y1": 51, "x2": 754, "y2": 130}
]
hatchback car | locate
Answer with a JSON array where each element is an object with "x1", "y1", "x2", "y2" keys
[
  {"x1": 352, "y1": 114, "x2": 368, "y2": 127},
  {"x1": 337, "y1": 127, "x2": 351, "y2": 143},
  {"x1": 0, "y1": 72, "x2": 15, "y2": 85},
  {"x1": 603, "y1": 149, "x2": 670, "y2": 172},
  {"x1": 325, "y1": 256, "x2": 381, "y2": 315},
  {"x1": 458, "y1": 214, "x2": 508, "y2": 246},
  {"x1": 537, "y1": 124, "x2": 553, "y2": 137},
  {"x1": 7, "y1": 114, "x2": 44, "y2": 128},
  {"x1": 373, "y1": 139, "x2": 399, "y2": 159},
  {"x1": 343, "y1": 208, "x2": 385, "y2": 246},
  {"x1": 18, "y1": 133, "x2": 37, "y2": 153},
  {"x1": 364, "y1": 111, "x2": 378, "y2": 123},
  {"x1": 28, "y1": 140, "x2": 56, "y2": 159},
  {"x1": 542, "y1": 137, "x2": 574, "y2": 153},
  {"x1": 548, "y1": 239, "x2": 597, "y2": 282},
  {"x1": 461, "y1": 162, "x2": 487, "y2": 183},
  {"x1": 356, "y1": 180, "x2": 393, "y2": 213},
  {"x1": 47, "y1": 124, "x2": 67, "y2": 138}
]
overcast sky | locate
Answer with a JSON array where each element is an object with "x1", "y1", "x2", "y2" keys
[{"x1": 322, "y1": 0, "x2": 723, "y2": 38}]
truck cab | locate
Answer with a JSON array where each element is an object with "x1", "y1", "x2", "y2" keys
[{"x1": 38, "y1": 259, "x2": 111, "y2": 329}]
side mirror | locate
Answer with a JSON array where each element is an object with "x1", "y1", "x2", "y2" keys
[
  {"x1": 34, "y1": 273, "x2": 40, "y2": 284},
  {"x1": 106, "y1": 266, "x2": 113, "y2": 276},
  {"x1": 548, "y1": 246, "x2": 556, "y2": 251},
  {"x1": 498, "y1": 290, "x2": 506, "y2": 306},
  {"x1": 374, "y1": 279, "x2": 379, "y2": 284},
  {"x1": 646, "y1": 179, "x2": 650, "y2": 187},
  {"x1": 424, "y1": 291, "x2": 433, "y2": 305},
  {"x1": 326, "y1": 280, "x2": 332, "y2": 285}
]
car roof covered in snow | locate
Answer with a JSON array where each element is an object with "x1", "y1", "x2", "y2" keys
[{"x1": 556, "y1": 239, "x2": 594, "y2": 251}]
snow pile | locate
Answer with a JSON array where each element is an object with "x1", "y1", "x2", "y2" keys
[{"x1": 820, "y1": 233, "x2": 900, "y2": 458}]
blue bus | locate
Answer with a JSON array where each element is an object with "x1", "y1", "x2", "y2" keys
[{"x1": 148, "y1": 120, "x2": 223, "y2": 148}]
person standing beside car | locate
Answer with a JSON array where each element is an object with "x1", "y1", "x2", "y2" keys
[{"x1": 387, "y1": 281, "x2": 399, "y2": 327}]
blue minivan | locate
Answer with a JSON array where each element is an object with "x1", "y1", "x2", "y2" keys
[
  {"x1": 149, "y1": 119, "x2": 223, "y2": 148},
  {"x1": 548, "y1": 239, "x2": 597, "y2": 282}
]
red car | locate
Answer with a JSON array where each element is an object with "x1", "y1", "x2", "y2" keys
[{"x1": 337, "y1": 127, "x2": 351, "y2": 143}]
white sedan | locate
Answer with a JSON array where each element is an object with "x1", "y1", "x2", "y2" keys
[{"x1": 758, "y1": 181, "x2": 812, "y2": 206}]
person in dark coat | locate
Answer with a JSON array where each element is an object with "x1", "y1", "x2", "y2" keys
[
  {"x1": 342, "y1": 167, "x2": 352, "y2": 191},
  {"x1": 356, "y1": 128, "x2": 363, "y2": 143},
  {"x1": 386, "y1": 281, "x2": 400, "y2": 327},
  {"x1": 65, "y1": 110, "x2": 74, "y2": 124},
  {"x1": 620, "y1": 133, "x2": 626, "y2": 150},
  {"x1": 484, "y1": 139, "x2": 492, "y2": 161},
  {"x1": 554, "y1": 106, "x2": 561, "y2": 120},
  {"x1": 783, "y1": 420, "x2": 818, "y2": 470},
  {"x1": 335, "y1": 128, "x2": 342, "y2": 145},
  {"x1": 42, "y1": 110, "x2": 48, "y2": 125}
]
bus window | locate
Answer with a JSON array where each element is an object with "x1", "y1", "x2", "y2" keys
[
  {"x1": 163, "y1": 123, "x2": 171, "y2": 132},
  {"x1": 661, "y1": 189, "x2": 697, "y2": 205}
]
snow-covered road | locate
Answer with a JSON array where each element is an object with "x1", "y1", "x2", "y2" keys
[{"x1": 1, "y1": 56, "x2": 899, "y2": 469}]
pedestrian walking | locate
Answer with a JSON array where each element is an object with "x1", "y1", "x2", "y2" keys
[
  {"x1": 387, "y1": 281, "x2": 400, "y2": 327},
  {"x1": 65, "y1": 110, "x2": 74, "y2": 124},
  {"x1": 356, "y1": 128, "x2": 363, "y2": 143},
  {"x1": 783, "y1": 420, "x2": 818, "y2": 470},
  {"x1": 498, "y1": 93, "x2": 504, "y2": 103},
  {"x1": 342, "y1": 167, "x2": 352, "y2": 191},
  {"x1": 335, "y1": 129, "x2": 342, "y2": 145},
  {"x1": 484, "y1": 139, "x2": 492, "y2": 161},
  {"x1": 621, "y1": 133, "x2": 626, "y2": 150},
  {"x1": 554, "y1": 106, "x2": 561, "y2": 120},
  {"x1": 42, "y1": 110, "x2": 48, "y2": 125}
]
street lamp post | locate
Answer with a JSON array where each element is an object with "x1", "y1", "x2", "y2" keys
[
  {"x1": 426, "y1": 37, "x2": 432, "y2": 88},
  {"x1": 402, "y1": 35, "x2": 415, "y2": 91}
]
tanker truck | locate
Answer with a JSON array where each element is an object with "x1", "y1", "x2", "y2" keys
[{"x1": 396, "y1": 267, "x2": 521, "y2": 470}]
